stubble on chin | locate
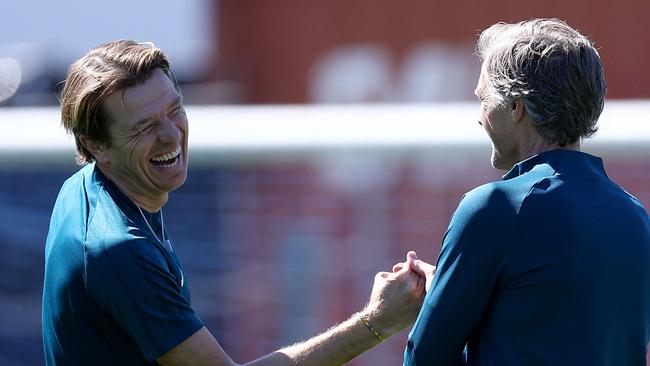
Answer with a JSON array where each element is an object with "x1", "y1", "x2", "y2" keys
[{"x1": 490, "y1": 148, "x2": 510, "y2": 171}]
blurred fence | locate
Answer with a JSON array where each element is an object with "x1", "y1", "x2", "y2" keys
[{"x1": 1, "y1": 103, "x2": 649, "y2": 365}]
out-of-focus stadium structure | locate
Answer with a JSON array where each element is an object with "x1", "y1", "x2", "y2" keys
[
  {"x1": 2, "y1": 0, "x2": 650, "y2": 364},
  {"x1": 1, "y1": 103, "x2": 649, "y2": 365},
  {"x1": 3, "y1": 0, "x2": 650, "y2": 106}
]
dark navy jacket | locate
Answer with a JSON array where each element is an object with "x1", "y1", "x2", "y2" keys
[{"x1": 405, "y1": 149, "x2": 650, "y2": 365}]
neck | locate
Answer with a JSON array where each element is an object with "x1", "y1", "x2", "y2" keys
[
  {"x1": 96, "y1": 165, "x2": 167, "y2": 212},
  {"x1": 127, "y1": 193, "x2": 167, "y2": 213},
  {"x1": 518, "y1": 128, "x2": 581, "y2": 164},
  {"x1": 521, "y1": 141, "x2": 581, "y2": 161}
]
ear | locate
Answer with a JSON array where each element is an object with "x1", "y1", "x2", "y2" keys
[
  {"x1": 78, "y1": 135, "x2": 110, "y2": 163},
  {"x1": 511, "y1": 98, "x2": 525, "y2": 123}
]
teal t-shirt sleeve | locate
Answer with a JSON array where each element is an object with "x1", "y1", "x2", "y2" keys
[
  {"x1": 85, "y1": 235, "x2": 204, "y2": 362},
  {"x1": 404, "y1": 186, "x2": 511, "y2": 366}
]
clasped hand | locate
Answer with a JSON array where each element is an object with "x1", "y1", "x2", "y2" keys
[{"x1": 361, "y1": 251, "x2": 436, "y2": 338}]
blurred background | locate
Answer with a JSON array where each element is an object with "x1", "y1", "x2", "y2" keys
[{"x1": 1, "y1": 0, "x2": 649, "y2": 365}]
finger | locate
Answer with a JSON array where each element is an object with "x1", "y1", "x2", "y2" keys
[
  {"x1": 408, "y1": 272, "x2": 425, "y2": 299},
  {"x1": 375, "y1": 271, "x2": 390, "y2": 280},
  {"x1": 397, "y1": 259, "x2": 412, "y2": 274},
  {"x1": 409, "y1": 259, "x2": 425, "y2": 277},
  {"x1": 414, "y1": 259, "x2": 436, "y2": 275},
  {"x1": 405, "y1": 252, "x2": 416, "y2": 271},
  {"x1": 407, "y1": 270, "x2": 421, "y2": 288},
  {"x1": 406, "y1": 251, "x2": 423, "y2": 274},
  {"x1": 415, "y1": 274, "x2": 425, "y2": 295},
  {"x1": 407, "y1": 250, "x2": 418, "y2": 261},
  {"x1": 393, "y1": 262, "x2": 405, "y2": 273},
  {"x1": 405, "y1": 251, "x2": 417, "y2": 267}
]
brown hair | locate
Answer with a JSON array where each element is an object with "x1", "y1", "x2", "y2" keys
[{"x1": 60, "y1": 40, "x2": 178, "y2": 164}]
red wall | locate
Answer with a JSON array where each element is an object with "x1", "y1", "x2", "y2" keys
[{"x1": 211, "y1": 0, "x2": 650, "y2": 103}]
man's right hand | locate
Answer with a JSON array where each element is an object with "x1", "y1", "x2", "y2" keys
[
  {"x1": 393, "y1": 251, "x2": 436, "y2": 292},
  {"x1": 360, "y1": 251, "x2": 439, "y2": 338}
]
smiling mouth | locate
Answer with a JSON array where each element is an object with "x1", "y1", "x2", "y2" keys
[{"x1": 150, "y1": 146, "x2": 181, "y2": 168}]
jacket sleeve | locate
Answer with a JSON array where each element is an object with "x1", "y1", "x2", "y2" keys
[{"x1": 404, "y1": 186, "x2": 511, "y2": 366}]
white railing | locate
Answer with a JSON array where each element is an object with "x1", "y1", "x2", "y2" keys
[{"x1": 2, "y1": 101, "x2": 649, "y2": 165}]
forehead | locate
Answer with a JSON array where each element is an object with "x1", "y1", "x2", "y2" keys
[{"x1": 103, "y1": 69, "x2": 180, "y2": 127}]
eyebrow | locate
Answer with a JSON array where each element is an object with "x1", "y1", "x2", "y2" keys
[{"x1": 474, "y1": 88, "x2": 487, "y2": 101}]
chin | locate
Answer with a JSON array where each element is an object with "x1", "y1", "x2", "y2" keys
[
  {"x1": 491, "y1": 154, "x2": 512, "y2": 171},
  {"x1": 175, "y1": 175, "x2": 188, "y2": 190},
  {"x1": 156, "y1": 172, "x2": 187, "y2": 194},
  {"x1": 170, "y1": 173, "x2": 188, "y2": 192}
]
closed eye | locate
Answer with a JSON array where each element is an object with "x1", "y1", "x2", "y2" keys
[
  {"x1": 142, "y1": 123, "x2": 154, "y2": 131},
  {"x1": 169, "y1": 104, "x2": 184, "y2": 116},
  {"x1": 135, "y1": 121, "x2": 156, "y2": 135}
]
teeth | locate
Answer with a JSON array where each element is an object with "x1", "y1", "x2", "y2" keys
[
  {"x1": 158, "y1": 160, "x2": 178, "y2": 168},
  {"x1": 151, "y1": 146, "x2": 181, "y2": 162}
]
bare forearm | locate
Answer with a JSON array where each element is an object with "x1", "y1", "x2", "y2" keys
[
  {"x1": 158, "y1": 262, "x2": 427, "y2": 366},
  {"x1": 242, "y1": 266, "x2": 425, "y2": 366},
  {"x1": 244, "y1": 310, "x2": 383, "y2": 366}
]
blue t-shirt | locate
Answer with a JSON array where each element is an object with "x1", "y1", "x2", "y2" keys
[
  {"x1": 42, "y1": 163, "x2": 204, "y2": 365},
  {"x1": 405, "y1": 149, "x2": 650, "y2": 365}
]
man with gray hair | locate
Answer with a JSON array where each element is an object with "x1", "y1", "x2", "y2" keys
[{"x1": 404, "y1": 18, "x2": 650, "y2": 365}]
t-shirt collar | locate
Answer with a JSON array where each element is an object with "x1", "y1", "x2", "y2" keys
[{"x1": 503, "y1": 149, "x2": 606, "y2": 180}]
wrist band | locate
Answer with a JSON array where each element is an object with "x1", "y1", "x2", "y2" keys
[{"x1": 360, "y1": 316, "x2": 385, "y2": 342}]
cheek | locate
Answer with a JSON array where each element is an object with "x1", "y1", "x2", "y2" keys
[
  {"x1": 479, "y1": 113, "x2": 492, "y2": 133},
  {"x1": 482, "y1": 120, "x2": 501, "y2": 146},
  {"x1": 478, "y1": 104, "x2": 491, "y2": 124},
  {"x1": 125, "y1": 139, "x2": 154, "y2": 164},
  {"x1": 179, "y1": 118, "x2": 189, "y2": 137},
  {"x1": 484, "y1": 109, "x2": 504, "y2": 133}
]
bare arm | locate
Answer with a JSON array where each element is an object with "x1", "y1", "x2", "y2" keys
[
  {"x1": 157, "y1": 258, "x2": 427, "y2": 366},
  {"x1": 247, "y1": 309, "x2": 389, "y2": 366}
]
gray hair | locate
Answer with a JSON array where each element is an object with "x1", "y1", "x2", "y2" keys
[{"x1": 476, "y1": 18, "x2": 606, "y2": 146}]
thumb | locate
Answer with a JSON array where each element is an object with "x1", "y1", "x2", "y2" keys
[
  {"x1": 401, "y1": 251, "x2": 417, "y2": 274},
  {"x1": 407, "y1": 250, "x2": 418, "y2": 261},
  {"x1": 405, "y1": 250, "x2": 419, "y2": 274}
]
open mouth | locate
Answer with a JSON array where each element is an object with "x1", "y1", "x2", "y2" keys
[{"x1": 150, "y1": 146, "x2": 181, "y2": 168}]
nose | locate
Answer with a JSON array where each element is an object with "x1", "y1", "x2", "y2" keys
[{"x1": 158, "y1": 117, "x2": 181, "y2": 144}]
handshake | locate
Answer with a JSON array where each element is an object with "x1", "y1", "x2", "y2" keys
[
  {"x1": 360, "y1": 251, "x2": 436, "y2": 341},
  {"x1": 271, "y1": 251, "x2": 436, "y2": 366}
]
